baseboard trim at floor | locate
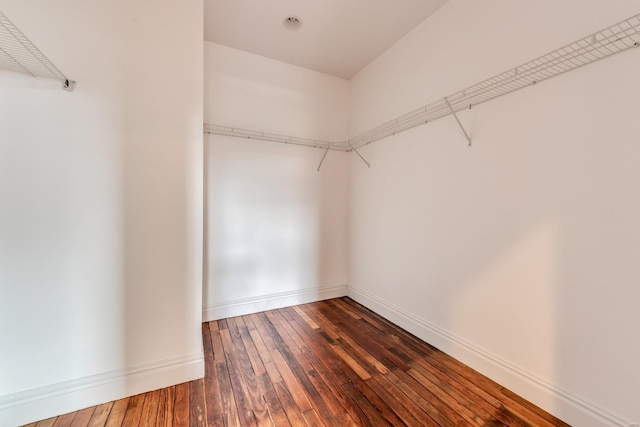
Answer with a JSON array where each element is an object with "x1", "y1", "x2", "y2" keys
[
  {"x1": 0, "y1": 353, "x2": 204, "y2": 426},
  {"x1": 347, "y1": 285, "x2": 634, "y2": 427},
  {"x1": 203, "y1": 283, "x2": 349, "y2": 321}
]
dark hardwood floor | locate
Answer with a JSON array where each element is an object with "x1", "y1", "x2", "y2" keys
[{"x1": 25, "y1": 297, "x2": 569, "y2": 426}]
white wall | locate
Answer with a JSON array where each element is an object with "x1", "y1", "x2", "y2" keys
[
  {"x1": 349, "y1": 1, "x2": 640, "y2": 426},
  {"x1": 0, "y1": 1, "x2": 204, "y2": 425},
  {"x1": 203, "y1": 43, "x2": 350, "y2": 320}
]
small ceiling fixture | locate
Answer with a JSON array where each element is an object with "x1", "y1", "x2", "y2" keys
[{"x1": 282, "y1": 16, "x2": 302, "y2": 31}]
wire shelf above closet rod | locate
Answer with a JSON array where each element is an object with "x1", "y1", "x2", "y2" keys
[
  {"x1": 348, "y1": 13, "x2": 640, "y2": 149},
  {"x1": 204, "y1": 124, "x2": 350, "y2": 151},
  {"x1": 0, "y1": 10, "x2": 76, "y2": 91}
]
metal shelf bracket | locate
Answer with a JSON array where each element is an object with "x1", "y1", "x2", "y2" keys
[
  {"x1": 317, "y1": 146, "x2": 330, "y2": 172},
  {"x1": 63, "y1": 79, "x2": 76, "y2": 92},
  {"x1": 0, "y1": 11, "x2": 76, "y2": 91},
  {"x1": 445, "y1": 97, "x2": 472, "y2": 147},
  {"x1": 349, "y1": 142, "x2": 371, "y2": 168}
]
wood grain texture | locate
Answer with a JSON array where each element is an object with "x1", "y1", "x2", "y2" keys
[{"x1": 24, "y1": 297, "x2": 570, "y2": 427}]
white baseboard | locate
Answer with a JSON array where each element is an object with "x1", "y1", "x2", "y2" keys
[
  {"x1": 0, "y1": 353, "x2": 204, "y2": 426},
  {"x1": 347, "y1": 285, "x2": 635, "y2": 427},
  {"x1": 203, "y1": 283, "x2": 348, "y2": 321}
]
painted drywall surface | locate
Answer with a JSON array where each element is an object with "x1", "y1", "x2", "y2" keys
[
  {"x1": 203, "y1": 42, "x2": 349, "y2": 318},
  {"x1": 349, "y1": 0, "x2": 640, "y2": 425},
  {"x1": 0, "y1": 0, "x2": 203, "y2": 424}
]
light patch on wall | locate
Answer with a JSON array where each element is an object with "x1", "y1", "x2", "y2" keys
[
  {"x1": 452, "y1": 220, "x2": 559, "y2": 405},
  {"x1": 207, "y1": 137, "x2": 321, "y2": 303}
]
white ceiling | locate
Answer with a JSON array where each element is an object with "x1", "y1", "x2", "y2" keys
[{"x1": 204, "y1": 0, "x2": 448, "y2": 80}]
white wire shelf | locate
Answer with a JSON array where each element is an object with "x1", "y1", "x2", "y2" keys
[
  {"x1": 348, "y1": 13, "x2": 640, "y2": 149},
  {"x1": 204, "y1": 13, "x2": 640, "y2": 156},
  {"x1": 204, "y1": 124, "x2": 350, "y2": 151},
  {"x1": 0, "y1": 10, "x2": 76, "y2": 91}
]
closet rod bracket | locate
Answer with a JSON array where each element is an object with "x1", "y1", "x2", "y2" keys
[
  {"x1": 349, "y1": 141, "x2": 371, "y2": 168},
  {"x1": 317, "y1": 146, "x2": 330, "y2": 172},
  {"x1": 63, "y1": 79, "x2": 76, "y2": 92},
  {"x1": 445, "y1": 97, "x2": 472, "y2": 147}
]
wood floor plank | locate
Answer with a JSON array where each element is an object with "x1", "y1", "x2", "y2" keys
[
  {"x1": 272, "y1": 381, "x2": 307, "y2": 426},
  {"x1": 156, "y1": 386, "x2": 175, "y2": 427},
  {"x1": 35, "y1": 417, "x2": 57, "y2": 427},
  {"x1": 202, "y1": 322, "x2": 225, "y2": 427},
  {"x1": 220, "y1": 324, "x2": 259, "y2": 426},
  {"x1": 384, "y1": 369, "x2": 456, "y2": 426},
  {"x1": 263, "y1": 311, "x2": 339, "y2": 424},
  {"x1": 173, "y1": 382, "x2": 190, "y2": 426},
  {"x1": 252, "y1": 313, "x2": 313, "y2": 414},
  {"x1": 277, "y1": 309, "x2": 359, "y2": 426},
  {"x1": 189, "y1": 379, "x2": 206, "y2": 427},
  {"x1": 121, "y1": 393, "x2": 145, "y2": 427},
  {"x1": 104, "y1": 397, "x2": 129, "y2": 427},
  {"x1": 268, "y1": 310, "x2": 344, "y2": 424},
  {"x1": 408, "y1": 366, "x2": 485, "y2": 426},
  {"x1": 294, "y1": 306, "x2": 368, "y2": 386},
  {"x1": 210, "y1": 320, "x2": 241, "y2": 427},
  {"x1": 68, "y1": 407, "x2": 95, "y2": 427},
  {"x1": 87, "y1": 402, "x2": 113, "y2": 427},
  {"x1": 372, "y1": 369, "x2": 440, "y2": 426},
  {"x1": 292, "y1": 305, "x2": 319, "y2": 330},
  {"x1": 364, "y1": 375, "x2": 424, "y2": 426},
  {"x1": 51, "y1": 412, "x2": 76, "y2": 427},
  {"x1": 300, "y1": 304, "x2": 342, "y2": 342},
  {"x1": 333, "y1": 330, "x2": 389, "y2": 375},
  {"x1": 282, "y1": 308, "x2": 373, "y2": 426},
  {"x1": 27, "y1": 297, "x2": 570, "y2": 427},
  {"x1": 339, "y1": 381, "x2": 390, "y2": 427},
  {"x1": 226, "y1": 317, "x2": 272, "y2": 426},
  {"x1": 256, "y1": 372, "x2": 292, "y2": 426},
  {"x1": 301, "y1": 408, "x2": 325, "y2": 427},
  {"x1": 138, "y1": 389, "x2": 161, "y2": 427},
  {"x1": 405, "y1": 354, "x2": 498, "y2": 424},
  {"x1": 238, "y1": 316, "x2": 291, "y2": 426},
  {"x1": 316, "y1": 300, "x2": 411, "y2": 371},
  {"x1": 244, "y1": 315, "x2": 284, "y2": 385}
]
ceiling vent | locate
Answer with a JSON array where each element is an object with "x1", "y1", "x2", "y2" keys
[{"x1": 282, "y1": 16, "x2": 302, "y2": 31}]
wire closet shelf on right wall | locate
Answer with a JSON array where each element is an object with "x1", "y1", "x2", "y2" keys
[{"x1": 204, "y1": 13, "x2": 640, "y2": 162}]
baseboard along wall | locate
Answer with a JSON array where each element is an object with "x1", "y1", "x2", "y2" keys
[
  {"x1": 202, "y1": 283, "x2": 349, "y2": 321},
  {"x1": 3, "y1": 284, "x2": 632, "y2": 427},
  {"x1": 0, "y1": 354, "x2": 204, "y2": 426},
  {"x1": 347, "y1": 285, "x2": 635, "y2": 427}
]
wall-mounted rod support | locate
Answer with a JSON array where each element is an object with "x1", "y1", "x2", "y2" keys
[
  {"x1": 317, "y1": 146, "x2": 330, "y2": 172},
  {"x1": 349, "y1": 142, "x2": 371, "y2": 168},
  {"x1": 445, "y1": 97, "x2": 472, "y2": 147},
  {"x1": 63, "y1": 79, "x2": 76, "y2": 91},
  {"x1": 0, "y1": 11, "x2": 76, "y2": 91}
]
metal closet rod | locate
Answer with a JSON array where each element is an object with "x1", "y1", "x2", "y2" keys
[
  {"x1": 0, "y1": 11, "x2": 76, "y2": 91},
  {"x1": 206, "y1": 12, "x2": 640, "y2": 153}
]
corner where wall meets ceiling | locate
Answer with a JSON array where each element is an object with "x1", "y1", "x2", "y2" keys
[{"x1": 203, "y1": 0, "x2": 448, "y2": 79}]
